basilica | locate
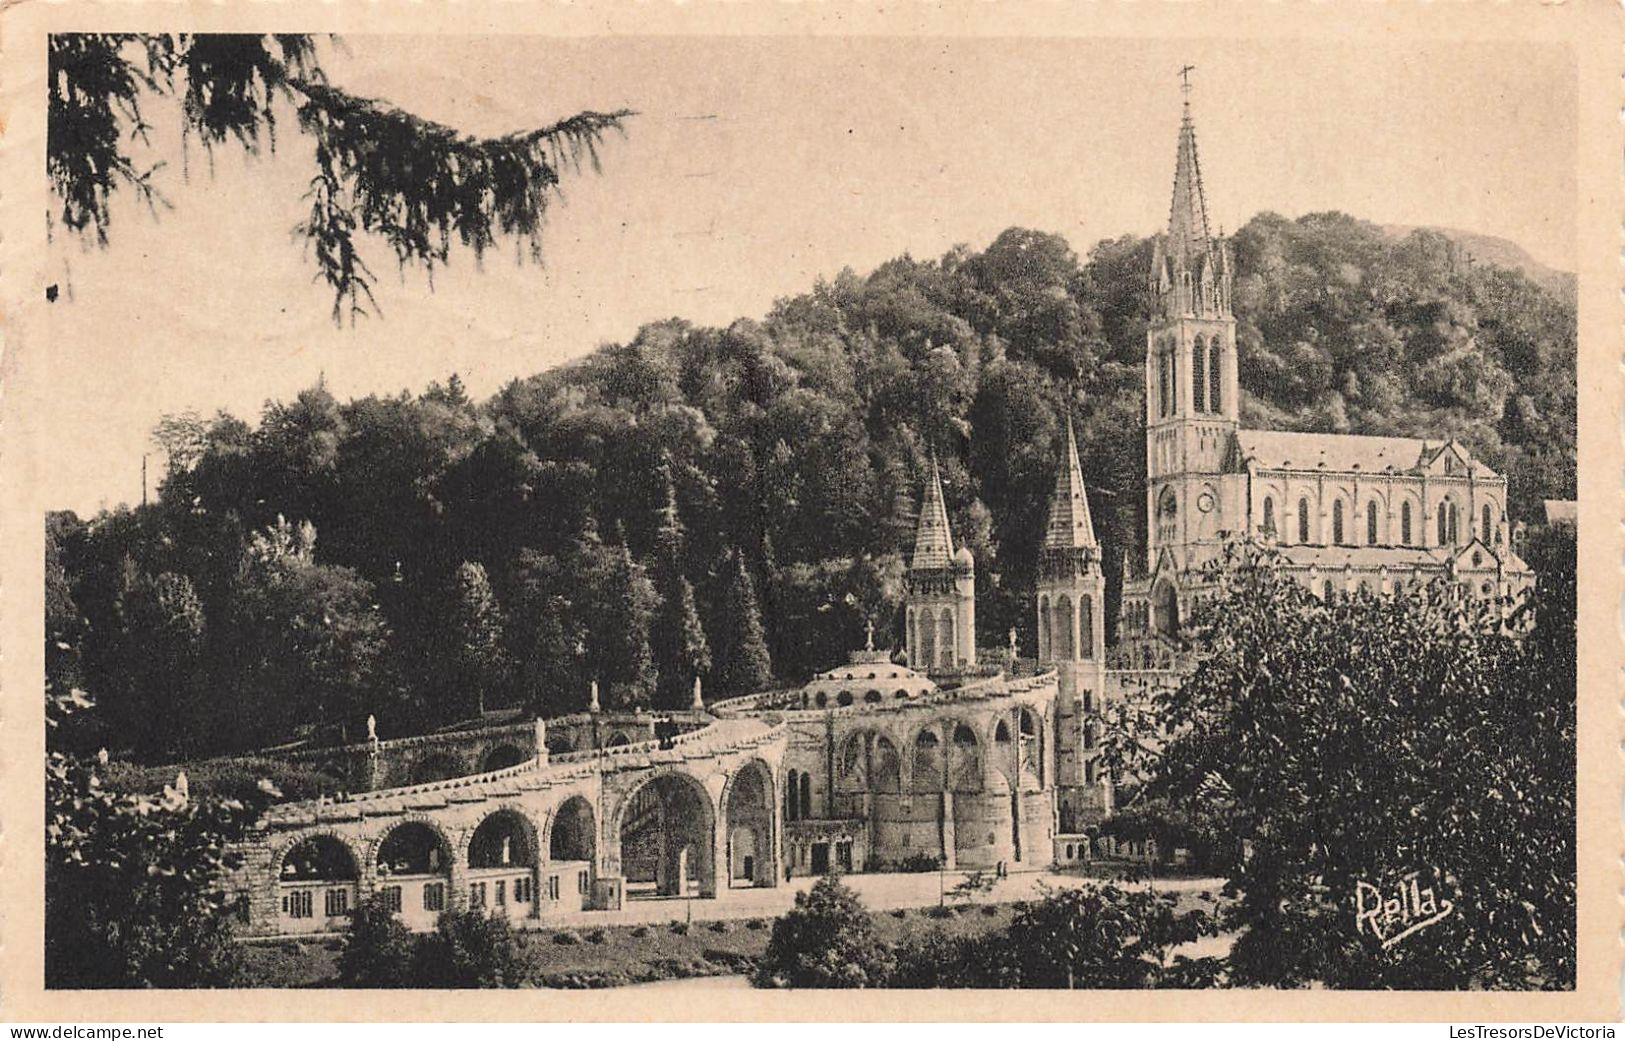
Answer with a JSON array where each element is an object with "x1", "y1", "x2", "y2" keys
[{"x1": 1116, "y1": 95, "x2": 1534, "y2": 648}]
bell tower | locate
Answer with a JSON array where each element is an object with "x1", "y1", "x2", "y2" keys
[{"x1": 1144, "y1": 71, "x2": 1239, "y2": 577}]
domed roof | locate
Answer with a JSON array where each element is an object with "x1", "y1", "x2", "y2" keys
[{"x1": 954, "y1": 545, "x2": 974, "y2": 566}]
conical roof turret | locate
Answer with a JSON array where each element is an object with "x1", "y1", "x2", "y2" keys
[
  {"x1": 1044, "y1": 416, "x2": 1097, "y2": 550},
  {"x1": 910, "y1": 453, "x2": 955, "y2": 569}
]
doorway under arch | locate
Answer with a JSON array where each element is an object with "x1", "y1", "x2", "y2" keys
[{"x1": 617, "y1": 772, "x2": 716, "y2": 899}]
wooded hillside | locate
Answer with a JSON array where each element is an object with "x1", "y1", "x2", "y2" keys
[{"x1": 47, "y1": 212, "x2": 1576, "y2": 761}]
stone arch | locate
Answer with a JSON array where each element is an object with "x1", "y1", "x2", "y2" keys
[
  {"x1": 911, "y1": 727, "x2": 944, "y2": 792},
  {"x1": 864, "y1": 689, "x2": 883, "y2": 703},
  {"x1": 465, "y1": 806, "x2": 540, "y2": 870},
  {"x1": 1017, "y1": 707, "x2": 1044, "y2": 788},
  {"x1": 1054, "y1": 594, "x2": 1075, "y2": 659},
  {"x1": 949, "y1": 721, "x2": 982, "y2": 793},
  {"x1": 410, "y1": 751, "x2": 465, "y2": 785},
  {"x1": 546, "y1": 795, "x2": 598, "y2": 867},
  {"x1": 273, "y1": 831, "x2": 363, "y2": 882},
  {"x1": 614, "y1": 769, "x2": 717, "y2": 899},
  {"x1": 784, "y1": 769, "x2": 801, "y2": 822},
  {"x1": 546, "y1": 732, "x2": 576, "y2": 755},
  {"x1": 937, "y1": 607, "x2": 955, "y2": 670},
  {"x1": 607, "y1": 732, "x2": 632, "y2": 748},
  {"x1": 1152, "y1": 581, "x2": 1179, "y2": 638},
  {"x1": 721, "y1": 759, "x2": 776, "y2": 887},
  {"x1": 872, "y1": 735, "x2": 902, "y2": 792},
  {"x1": 1156, "y1": 487, "x2": 1178, "y2": 546},
  {"x1": 374, "y1": 819, "x2": 454, "y2": 878},
  {"x1": 837, "y1": 730, "x2": 870, "y2": 791},
  {"x1": 837, "y1": 690, "x2": 854, "y2": 707},
  {"x1": 481, "y1": 744, "x2": 527, "y2": 772}
]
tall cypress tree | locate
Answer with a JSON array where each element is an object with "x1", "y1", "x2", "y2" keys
[
  {"x1": 447, "y1": 561, "x2": 507, "y2": 719},
  {"x1": 713, "y1": 549, "x2": 772, "y2": 696},
  {"x1": 651, "y1": 472, "x2": 711, "y2": 708}
]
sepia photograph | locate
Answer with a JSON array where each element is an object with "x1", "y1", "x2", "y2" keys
[{"x1": 22, "y1": 20, "x2": 1597, "y2": 1011}]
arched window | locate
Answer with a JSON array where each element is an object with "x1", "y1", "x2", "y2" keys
[
  {"x1": 1262, "y1": 497, "x2": 1275, "y2": 536},
  {"x1": 1366, "y1": 501, "x2": 1379, "y2": 545},
  {"x1": 1192, "y1": 337, "x2": 1206, "y2": 413},
  {"x1": 1437, "y1": 502, "x2": 1459, "y2": 546},
  {"x1": 1079, "y1": 595, "x2": 1093, "y2": 660},
  {"x1": 1158, "y1": 351, "x2": 1171, "y2": 418},
  {"x1": 1332, "y1": 500, "x2": 1344, "y2": 545},
  {"x1": 785, "y1": 770, "x2": 799, "y2": 821},
  {"x1": 1157, "y1": 488, "x2": 1178, "y2": 546},
  {"x1": 1208, "y1": 339, "x2": 1222, "y2": 413},
  {"x1": 799, "y1": 773, "x2": 812, "y2": 820},
  {"x1": 1298, "y1": 497, "x2": 1310, "y2": 543},
  {"x1": 1437, "y1": 504, "x2": 1447, "y2": 546},
  {"x1": 1323, "y1": 580, "x2": 1334, "y2": 601},
  {"x1": 1482, "y1": 503, "x2": 1492, "y2": 544},
  {"x1": 1401, "y1": 501, "x2": 1413, "y2": 545}
]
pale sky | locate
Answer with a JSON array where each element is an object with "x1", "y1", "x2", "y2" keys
[{"x1": 44, "y1": 35, "x2": 1576, "y2": 516}]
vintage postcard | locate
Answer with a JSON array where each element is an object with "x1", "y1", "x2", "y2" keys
[{"x1": 0, "y1": 0, "x2": 1617, "y2": 1022}]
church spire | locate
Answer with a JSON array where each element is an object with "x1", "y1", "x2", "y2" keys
[
  {"x1": 910, "y1": 452, "x2": 955, "y2": 569},
  {"x1": 1044, "y1": 415, "x2": 1097, "y2": 550},
  {"x1": 1167, "y1": 76, "x2": 1211, "y2": 263}
]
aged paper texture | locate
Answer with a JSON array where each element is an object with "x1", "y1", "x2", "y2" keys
[{"x1": 0, "y1": 0, "x2": 1618, "y2": 1022}]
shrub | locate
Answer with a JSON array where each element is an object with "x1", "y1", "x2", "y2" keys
[
  {"x1": 553, "y1": 931, "x2": 581, "y2": 946},
  {"x1": 895, "y1": 853, "x2": 941, "y2": 873},
  {"x1": 411, "y1": 909, "x2": 534, "y2": 987},
  {"x1": 586, "y1": 928, "x2": 608, "y2": 944},
  {"x1": 745, "y1": 918, "x2": 767, "y2": 930},
  {"x1": 335, "y1": 897, "x2": 417, "y2": 988},
  {"x1": 669, "y1": 921, "x2": 690, "y2": 936},
  {"x1": 754, "y1": 875, "x2": 895, "y2": 988},
  {"x1": 707, "y1": 920, "x2": 731, "y2": 933},
  {"x1": 890, "y1": 908, "x2": 908, "y2": 919},
  {"x1": 630, "y1": 925, "x2": 650, "y2": 938},
  {"x1": 980, "y1": 905, "x2": 1000, "y2": 917},
  {"x1": 926, "y1": 905, "x2": 954, "y2": 920}
]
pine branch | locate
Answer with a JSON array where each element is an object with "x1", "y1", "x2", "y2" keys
[{"x1": 288, "y1": 79, "x2": 633, "y2": 321}]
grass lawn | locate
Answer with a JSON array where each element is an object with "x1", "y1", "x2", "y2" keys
[
  {"x1": 238, "y1": 899, "x2": 1036, "y2": 988},
  {"x1": 237, "y1": 884, "x2": 1232, "y2": 989}
]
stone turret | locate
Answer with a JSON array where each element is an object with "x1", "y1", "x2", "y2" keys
[
  {"x1": 1036, "y1": 414, "x2": 1110, "y2": 825},
  {"x1": 904, "y1": 454, "x2": 976, "y2": 673}
]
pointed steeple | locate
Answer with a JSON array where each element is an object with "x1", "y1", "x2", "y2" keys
[
  {"x1": 910, "y1": 453, "x2": 955, "y2": 570},
  {"x1": 1044, "y1": 415, "x2": 1097, "y2": 550},
  {"x1": 1167, "y1": 94, "x2": 1211, "y2": 262}
]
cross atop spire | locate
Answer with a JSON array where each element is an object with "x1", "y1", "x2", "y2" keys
[
  {"x1": 1043, "y1": 415, "x2": 1098, "y2": 550},
  {"x1": 910, "y1": 452, "x2": 955, "y2": 570},
  {"x1": 1179, "y1": 64, "x2": 1196, "y2": 98}
]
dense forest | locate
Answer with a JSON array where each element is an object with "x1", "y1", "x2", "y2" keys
[{"x1": 46, "y1": 212, "x2": 1577, "y2": 762}]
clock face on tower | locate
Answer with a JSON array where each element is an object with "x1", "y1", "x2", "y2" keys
[{"x1": 1196, "y1": 492, "x2": 1216, "y2": 514}]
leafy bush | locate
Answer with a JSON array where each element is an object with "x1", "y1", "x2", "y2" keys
[
  {"x1": 894, "y1": 853, "x2": 941, "y2": 874},
  {"x1": 585, "y1": 928, "x2": 607, "y2": 944},
  {"x1": 707, "y1": 920, "x2": 730, "y2": 933},
  {"x1": 890, "y1": 908, "x2": 908, "y2": 919},
  {"x1": 336, "y1": 897, "x2": 417, "y2": 988},
  {"x1": 745, "y1": 917, "x2": 767, "y2": 930},
  {"x1": 754, "y1": 875, "x2": 895, "y2": 988},
  {"x1": 411, "y1": 909, "x2": 534, "y2": 987},
  {"x1": 553, "y1": 931, "x2": 581, "y2": 946},
  {"x1": 669, "y1": 921, "x2": 690, "y2": 936},
  {"x1": 630, "y1": 925, "x2": 650, "y2": 938}
]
